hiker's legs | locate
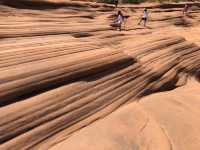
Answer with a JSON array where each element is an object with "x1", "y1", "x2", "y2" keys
[
  {"x1": 143, "y1": 19, "x2": 147, "y2": 26},
  {"x1": 183, "y1": 8, "x2": 189, "y2": 16},
  {"x1": 183, "y1": 10, "x2": 187, "y2": 16},
  {"x1": 185, "y1": 10, "x2": 188, "y2": 16},
  {"x1": 112, "y1": 23, "x2": 121, "y2": 31},
  {"x1": 119, "y1": 24, "x2": 122, "y2": 31},
  {"x1": 138, "y1": 18, "x2": 142, "y2": 25}
]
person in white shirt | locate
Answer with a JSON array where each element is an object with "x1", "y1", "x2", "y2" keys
[
  {"x1": 138, "y1": 8, "x2": 148, "y2": 27},
  {"x1": 183, "y1": 4, "x2": 189, "y2": 16},
  {"x1": 116, "y1": 10, "x2": 124, "y2": 31},
  {"x1": 111, "y1": 10, "x2": 124, "y2": 31}
]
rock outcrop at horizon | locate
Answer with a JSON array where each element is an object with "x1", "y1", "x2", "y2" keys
[{"x1": 0, "y1": 1, "x2": 200, "y2": 150}]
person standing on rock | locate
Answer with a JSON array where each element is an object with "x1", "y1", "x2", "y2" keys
[
  {"x1": 115, "y1": 10, "x2": 124, "y2": 31},
  {"x1": 183, "y1": 4, "x2": 189, "y2": 16},
  {"x1": 110, "y1": 10, "x2": 124, "y2": 31},
  {"x1": 138, "y1": 8, "x2": 148, "y2": 27},
  {"x1": 114, "y1": 0, "x2": 118, "y2": 8}
]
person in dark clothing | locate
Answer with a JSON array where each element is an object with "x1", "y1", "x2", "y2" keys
[
  {"x1": 183, "y1": 4, "x2": 189, "y2": 16},
  {"x1": 114, "y1": 0, "x2": 118, "y2": 8}
]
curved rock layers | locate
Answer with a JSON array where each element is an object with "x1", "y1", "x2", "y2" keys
[
  {"x1": 49, "y1": 78, "x2": 200, "y2": 150},
  {"x1": 0, "y1": 44, "x2": 133, "y2": 105},
  {"x1": 0, "y1": 35, "x2": 200, "y2": 150}
]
